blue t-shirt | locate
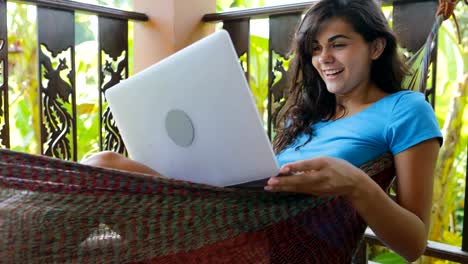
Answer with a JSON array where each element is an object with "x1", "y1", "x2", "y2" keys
[{"x1": 276, "y1": 91, "x2": 443, "y2": 167}]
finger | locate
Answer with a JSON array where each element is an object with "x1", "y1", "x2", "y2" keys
[
  {"x1": 281, "y1": 157, "x2": 328, "y2": 173},
  {"x1": 265, "y1": 184, "x2": 302, "y2": 193},
  {"x1": 264, "y1": 179, "x2": 323, "y2": 194},
  {"x1": 278, "y1": 166, "x2": 291, "y2": 175},
  {"x1": 267, "y1": 172, "x2": 321, "y2": 187}
]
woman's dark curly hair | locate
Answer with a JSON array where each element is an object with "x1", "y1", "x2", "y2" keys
[{"x1": 272, "y1": 0, "x2": 408, "y2": 154}]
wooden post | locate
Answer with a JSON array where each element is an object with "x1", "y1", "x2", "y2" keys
[{"x1": 133, "y1": 0, "x2": 216, "y2": 73}]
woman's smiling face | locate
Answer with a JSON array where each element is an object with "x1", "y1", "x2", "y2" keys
[{"x1": 311, "y1": 17, "x2": 377, "y2": 97}]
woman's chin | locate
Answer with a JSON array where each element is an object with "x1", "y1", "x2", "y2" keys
[{"x1": 325, "y1": 86, "x2": 345, "y2": 95}]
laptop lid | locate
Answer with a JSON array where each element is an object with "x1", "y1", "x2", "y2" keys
[{"x1": 105, "y1": 30, "x2": 279, "y2": 187}]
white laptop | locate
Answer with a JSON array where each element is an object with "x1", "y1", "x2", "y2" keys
[{"x1": 105, "y1": 30, "x2": 280, "y2": 187}]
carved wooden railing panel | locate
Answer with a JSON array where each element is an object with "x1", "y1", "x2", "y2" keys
[
  {"x1": 0, "y1": 0, "x2": 9, "y2": 148},
  {"x1": 267, "y1": 14, "x2": 301, "y2": 138},
  {"x1": 223, "y1": 19, "x2": 250, "y2": 78},
  {"x1": 203, "y1": 0, "x2": 467, "y2": 263},
  {"x1": 37, "y1": 7, "x2": 77, "y2": 160},
  {"x1": 98, "y1": 16, "x2": 128, "y2": 154}
]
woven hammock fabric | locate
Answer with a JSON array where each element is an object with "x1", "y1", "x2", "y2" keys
[{"x1": 0, "y1": 149, "x2": 394, "y2": 263}]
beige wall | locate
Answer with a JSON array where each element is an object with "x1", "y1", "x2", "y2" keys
[{"x1": 133, "y1": 0, "x2": 216, "y2": 73}]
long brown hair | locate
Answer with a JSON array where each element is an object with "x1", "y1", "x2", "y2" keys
[{"x1": 272, "y1": 0, "x2": 408, "y2": 153}]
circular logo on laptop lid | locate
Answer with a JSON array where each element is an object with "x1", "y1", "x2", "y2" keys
[{"x1": 165, "y1": 109, "x2": 194, "y2": 147}]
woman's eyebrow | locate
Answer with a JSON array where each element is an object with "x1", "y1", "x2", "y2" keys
[
  {"x1": 312, "y1": 34, "x2": 351, "y2": 44},
  {"x1": 328, "y1": 34, "x2": 350, "y2": 42}
]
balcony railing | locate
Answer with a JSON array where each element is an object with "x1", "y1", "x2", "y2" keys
[{"x1": 0, "y1": 0, "x2": 147, "y2": 161}]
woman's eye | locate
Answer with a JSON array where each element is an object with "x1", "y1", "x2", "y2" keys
[
  {"x1": 312, "y1": 46, "x2": 321, "y2": 53},
  {"x1": 332, "y1": 43, "x2": 346, "y2": 48}
]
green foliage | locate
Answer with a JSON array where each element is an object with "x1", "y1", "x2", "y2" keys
[
  {"x1": 249, "y1": 34, "x2": 269, "y2": 122},
  {"x1": 217, "y1": 0, "x2": 266, "y2": 11},
  {"x1": 75, "y1": 0, "x2": 132, "y2": 10},
  {"x1": 371, "y1": 252, "x2": 407, "y2": 264},
  {"x1": 74, "y1": 34, "x2": 100, "y2": 160},
  {"x1": 432, "y1": 3, "x2": 468, "y2": 243},
  {"x1": 75, "y1": 15, "x2": 95, "y2": 45},
  {"x1": 8, "y1": 2, "x2": 40, "y2": 154}
]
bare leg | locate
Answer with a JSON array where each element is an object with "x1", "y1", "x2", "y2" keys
[{"x1": 82, "y1": 151, "x2": 162, "y2": 177}]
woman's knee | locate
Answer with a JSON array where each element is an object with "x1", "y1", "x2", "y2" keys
[
  {"x1": 82, "y1": 151, "x2": 161, "y2": 176},
  {"x1": 82, "y1": 151, "x2": 126, "y2": 169}
]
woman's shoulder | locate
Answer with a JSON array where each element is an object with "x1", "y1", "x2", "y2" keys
[
  {"x1": 386, "y1": 90, "x2": 425, "y2": 102},
  {"x1": 384, "y1": 90, "x2": 442, "y2": 154},
  {"x1": 384, "y1": 90, "x2": 429, "y2": 112}
]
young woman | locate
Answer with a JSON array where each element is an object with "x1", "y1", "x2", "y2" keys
[
  {"x1": 265, "y1": 0, "x2": 442, "y2": 262},
  {"x1": 84, "y1": 0, "x2": 442, "y2": 261}
]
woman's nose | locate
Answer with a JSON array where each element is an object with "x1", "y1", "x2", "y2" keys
[{"x1": 318, "y1": 49, "x2": 334, "y2": 64}]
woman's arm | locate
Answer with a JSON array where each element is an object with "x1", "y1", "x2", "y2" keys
[
  {"x1": 348, "y1": 138, "x2": 439, "y2": 261},
  {"x1": 265, "y1": 138, "x2": 440, "y2": 261}
]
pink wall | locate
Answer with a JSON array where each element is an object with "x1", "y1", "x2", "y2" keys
[{"x1": 133, "y1": 0, "x2": 216, "y2": 73}]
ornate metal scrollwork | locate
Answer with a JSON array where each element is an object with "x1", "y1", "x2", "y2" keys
[
  {"x1": 100, "y1": 51, "x2": 127, "y2": 155},
  {"x1": 270, "y1": 58, "x2": 290, "y2": 104},
  {"x1": 98, "y1": 17, "x2": 128, "y2": 155},
  {"x1": 223, "y1": 19, "x2": 250, "y2": 77},
  {"x1": 37, "y1": 7, "x2": 76, "y2": 160},
  {"x1": 39, "y1": 45, "x2": 74, "y2": 159},
  {"x1": 267, "y1": 14, "x2": 302, "y2": 137}
]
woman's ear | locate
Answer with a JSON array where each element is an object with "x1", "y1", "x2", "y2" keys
[{"x1": 371, "y1": 37, "x2": 386, "y2": 60}]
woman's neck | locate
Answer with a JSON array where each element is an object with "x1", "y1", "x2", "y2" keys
[{"x1": 333, "y1": 84, "x2": 388, "y2": 119}]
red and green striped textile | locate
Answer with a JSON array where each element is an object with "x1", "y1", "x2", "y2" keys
[{"x1": 0, "y1": 149, "x2": 394, "y2": 263}]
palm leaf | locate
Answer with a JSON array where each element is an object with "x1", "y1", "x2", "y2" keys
[
  {"x1": 402, "y1": 46, "x2": 425, "y2": 91},
  {"x1": 402, "y1": 15, "x2": 444, "y2": 93}
]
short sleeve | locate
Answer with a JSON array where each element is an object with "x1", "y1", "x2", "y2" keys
[{"x1": 386, "y1": 92, "x2": 443, "y2": 155}]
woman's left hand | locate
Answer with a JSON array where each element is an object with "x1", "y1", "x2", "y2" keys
[{"x1": 265, "y1": 156, "x2": 368, "y2": 197}]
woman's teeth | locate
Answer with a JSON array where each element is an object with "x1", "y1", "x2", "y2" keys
[{"x1": 324, "y1": 69, "x2": 344, "y2": 76}]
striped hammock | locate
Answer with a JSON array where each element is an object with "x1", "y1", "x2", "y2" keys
[
  {"x1": 0, "y1": 149, "x2": 394, "y2": 263},
  {"x1": 0, "y1": 8, "x2": 446, "y2": 264}
]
